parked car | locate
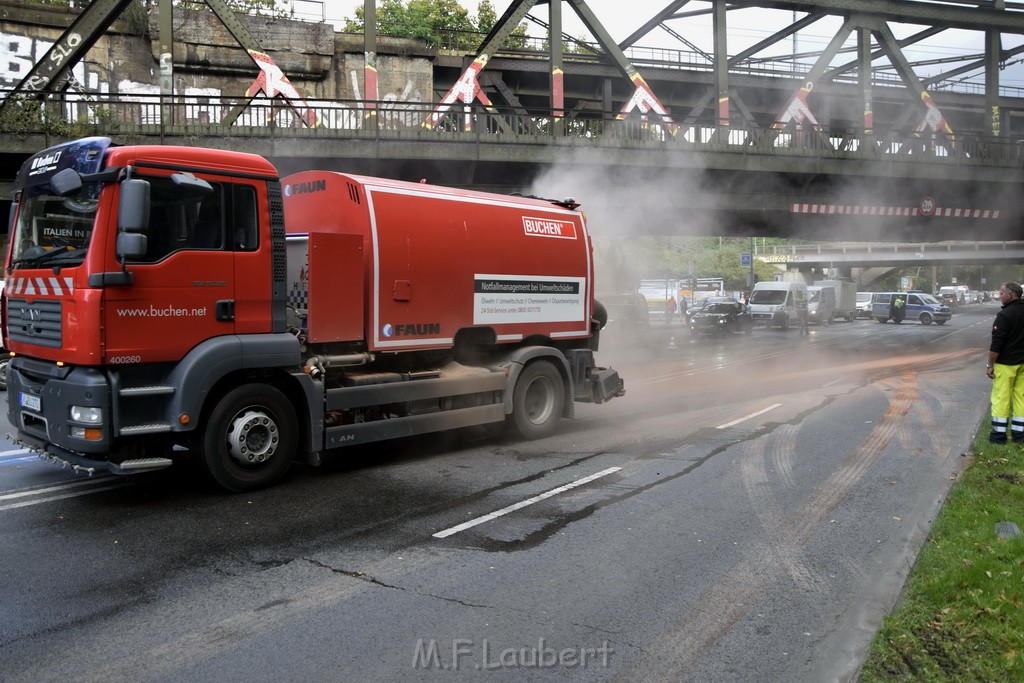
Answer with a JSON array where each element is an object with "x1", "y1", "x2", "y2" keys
[
  {"x1": 684, "y1": 296, "x2": 733, "y2": 325},
  {"x1": 871, "y1": 291, "x2": 951, "y2": 325},
  {"x1": 856, "y1": 291, "x2": 874, "y2": 318},
  {"x1": 689, "y1": 300, "x2": 754, "y2": 334}
]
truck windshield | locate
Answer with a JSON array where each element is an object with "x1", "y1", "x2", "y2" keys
[
  {"x1": 10, "y1": 182, "x2": 99, "y2": 270},
  {"x1": 749, "y1": 290, "x2": 787, "y2": 305}
]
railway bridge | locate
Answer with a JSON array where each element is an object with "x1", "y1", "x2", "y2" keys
[{"x1": 1, "y1": 0, "x2": 1023, "y2": 242}]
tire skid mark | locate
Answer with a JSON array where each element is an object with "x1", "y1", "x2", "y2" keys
[
  {"x1": 621, "y1": 371, "x2": 918, "y2": 681},
  {"x1": 74, "y1": 552, "x2": 442, "y2": 683},
  {"x1": 769, "y1": 424, "x2": 798, "y2": 488}
]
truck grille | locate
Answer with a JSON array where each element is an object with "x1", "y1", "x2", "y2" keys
[{"x1": 7, "y1": 297, "x2": 62, "y2": 348}]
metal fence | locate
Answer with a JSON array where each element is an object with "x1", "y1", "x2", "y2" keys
[{"x1": 1, "y1": 91, "x2": 1021, "y2": 167}]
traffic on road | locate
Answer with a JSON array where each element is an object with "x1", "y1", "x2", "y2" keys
[{"x1": 0, "y1": 301, "x2": 998, "y2": 681}]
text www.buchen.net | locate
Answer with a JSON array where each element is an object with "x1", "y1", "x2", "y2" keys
[{"x1": 116, "y1": 305, "x2": 208, "y2": 318}]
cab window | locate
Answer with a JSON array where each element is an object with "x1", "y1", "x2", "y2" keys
[{"x1": 127, "y1": 179, "x2": 259, "y2": 262}]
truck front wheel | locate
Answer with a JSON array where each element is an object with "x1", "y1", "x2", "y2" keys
[
  {"x1": 509, "y1": 360, "x2": 565, "y2": 440},
  {"x1": 199, "y1": 384, "x2": 298, "y2": 492}
]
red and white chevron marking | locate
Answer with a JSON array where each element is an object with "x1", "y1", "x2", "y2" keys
[
  {"x1": 5, "y1": 276, "x2": 75, "y2": 296},
  {"x1": 790, "y1": 203, "x2": 1001, "y2": 218}
]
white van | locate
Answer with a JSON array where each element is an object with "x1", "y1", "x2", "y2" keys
[
  {"x1": 747, "y1": 281, "x2": 808, "y2": 329},
  {"x1": 806, "y1": 285, "x2": 836, "y2": 324}
]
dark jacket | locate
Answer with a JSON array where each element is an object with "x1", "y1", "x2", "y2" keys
[{"x1": 991, "y1": 298, "x2": 1024, "y2": 365}]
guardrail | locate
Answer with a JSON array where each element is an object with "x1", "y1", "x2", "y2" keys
[{"x1": 1, "y1": 91, "x2": 1021, "y2": 167}]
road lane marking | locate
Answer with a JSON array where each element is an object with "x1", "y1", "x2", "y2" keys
[
  {"x1": 432, "y1": 467, "x2": 623, "y2": 539},
  {"x1": 0, "y1": 448, "x2": 38, "y2": 467},
  {"x1": 716, "y1": 403, "x2": 782, "y2": 429},
  {"x1": 0, "y1": 485, "x2": 125, "y2": 512},
  {"x1": 0, "y1": 478, "x2": 124, "y2": 512}
]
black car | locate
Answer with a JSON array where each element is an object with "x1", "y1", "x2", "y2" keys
[
  {"x1": 684, "y1": 296, "x2": 734, "y2": 325},
  {"x1": 689, "y1": 301, "x2": 754, "y2": 334}
]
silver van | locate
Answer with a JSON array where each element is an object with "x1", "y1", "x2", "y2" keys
[
  {"x1": 871, "y1": 292, "x2": 951, "y2": 325},
  {"x1": 807, "y1": 285, "x2": 836, "y2": 324}
]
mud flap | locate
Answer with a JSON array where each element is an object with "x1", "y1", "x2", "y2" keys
[{"x1": 589, "y1": 366, "x2": 625, "y2": 403}]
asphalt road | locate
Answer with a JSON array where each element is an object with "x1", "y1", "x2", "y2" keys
[{"x1": 0, "y1": 303, "x2": 997, "y2": 682}]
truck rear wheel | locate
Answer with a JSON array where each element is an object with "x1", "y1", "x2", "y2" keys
[
  {"x1": 198, "y1": 384, "x2": 298, "y2": 492},
  {"x1": 509, "y1": 360, "x2": 565, "y2": 440}
]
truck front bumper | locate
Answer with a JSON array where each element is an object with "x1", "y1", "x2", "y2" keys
[{"x1": 13, "y1": 431, "x2": 174, "y2": 476}]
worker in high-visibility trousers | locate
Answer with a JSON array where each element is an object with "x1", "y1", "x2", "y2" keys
[{"x1": 987, "y1": 282, "x2": 1024, "y2": 443}]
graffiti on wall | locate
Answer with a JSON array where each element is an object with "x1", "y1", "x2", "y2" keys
[{"x1": 1, "y1": 29, "x2": 430, "y2": 130}]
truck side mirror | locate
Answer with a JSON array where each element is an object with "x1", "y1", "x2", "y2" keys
[
  {"x1": 49, "y1": 168, "x2": 83, "y2": 196},
  {"x1": 118, "y1": 179, "x2": 150, "y2": 232},
  {"x1": 171, "y1": 172, "x2": 213, "y2": 196},
  {"x1": 116, "y1": 232, "x2": 148, "y2": 260}
]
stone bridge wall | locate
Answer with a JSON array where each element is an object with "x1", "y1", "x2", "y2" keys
[{"x1": 0, "y1": 2, "x2": 435, "y2": 113}]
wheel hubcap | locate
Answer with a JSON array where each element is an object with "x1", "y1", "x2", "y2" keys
[
  {"x1": 524, "y1": 377, "x2": 555, "y2": 425},
  {"x1": 227, "y1": 409, "x2": 279, "y2": 466}
]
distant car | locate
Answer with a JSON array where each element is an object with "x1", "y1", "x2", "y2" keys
[
  {"x1": 938, "y1": 292, "x2": 959, "y2": 308},
  {"x1": 689, "y1": 301, "x2": 754, "y2": 334},
  {"x1": 684, "y1": 296, "x2": 733, "y2": 325},
  {"x1": 856, "y1": 292, "x2": 873, "y2": 318},
  {"x1": 599, "y1": 293, "x2": 653, "y2": 349}
]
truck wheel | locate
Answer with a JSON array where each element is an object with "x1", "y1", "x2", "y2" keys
[
  {"x1": 199, "y1": 384, "x2": 298, "y2": 492},
  {"x1": 509, "y1": 360, "x2": 565, "y2": 440},
  {"x1": 591, "y1": 299, "x2": 609, "y2": 331},
  {"x1": 0, "y1": 359, "x2": 7, "y2": 391},
  {"x1": 920, "y1": 312, "x2": 933, "y2": 325}
]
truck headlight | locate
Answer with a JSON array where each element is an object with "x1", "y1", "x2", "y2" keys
[{"x1": 70, "y1": 405, "x2": 104, "y2": 424}]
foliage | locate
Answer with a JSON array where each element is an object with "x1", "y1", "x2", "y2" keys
[
  {"x1": 594, "y1": 236, "x2": 786, "y2": 294},
  {"x1": 0, "y1": 96, "x2": 72, "y2": 136},
  {"x1": 859, "y1": 437, "x2": 1024, "y2": 681},
  {"x1": 176, "y1": 0, "x2": 285, "y2": 16},
  {"x1": 19, "y1": 0, "x2": 284, "y2": 19},
  {"x1": 342, "y1": 0, "x2": 527, "y2": 51}
]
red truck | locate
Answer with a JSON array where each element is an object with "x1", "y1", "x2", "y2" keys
[{"x1": 4, "y1": 137, "x2": 624, "y2": 491}]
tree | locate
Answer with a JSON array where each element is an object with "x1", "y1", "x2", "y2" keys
[
  {"x1": 176, "y1": 0, "x2": 285, "y2": 16},
  {"x1": 343, "y1": 0, "x2": 527, "y2": 51}
]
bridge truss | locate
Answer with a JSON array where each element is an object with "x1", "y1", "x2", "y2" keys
[{"x1": 2, "y1": 0, "x2": 1024, "y2": 242}]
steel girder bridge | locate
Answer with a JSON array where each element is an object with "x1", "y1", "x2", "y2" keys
[{"x1": 2, "y1": 0, "x2": 1024, "y2": 242}]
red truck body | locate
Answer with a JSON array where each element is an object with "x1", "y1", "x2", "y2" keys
[
  {"x1": 3, "y1": 137, "x2": 623, "y2": 491},
  {"x1": 281, "y1": 170, "x2": 593, "y2": 352}
]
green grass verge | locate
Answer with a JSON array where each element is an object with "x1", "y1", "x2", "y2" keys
[{"x1": 859, "y1": 436, "x2": 1024, "y2": 681}]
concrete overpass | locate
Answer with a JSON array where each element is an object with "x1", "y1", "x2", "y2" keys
[{"x1": 757, "y1": 240, "x2": 1024, "y2": 286}]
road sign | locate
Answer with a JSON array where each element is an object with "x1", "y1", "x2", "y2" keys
[{"x1": 741, "y1": 253, "x2": 752, "y2": 267}]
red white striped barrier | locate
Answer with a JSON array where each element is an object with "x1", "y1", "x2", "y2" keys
[{"x1": 789, "y1": 203, "x2": 1001, "y2": 219}]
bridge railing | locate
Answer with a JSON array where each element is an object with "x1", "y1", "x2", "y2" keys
[
  {"x1": 1, "y1": 90, "x2": 1022, "y2": 167},
  {"x1": 756, "y1": 241, "x2": 1024, "y2": 264}
]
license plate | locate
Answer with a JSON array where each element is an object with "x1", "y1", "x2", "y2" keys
[{"x1": 20, "y1": 393, "x2": 41, "y2": 412}]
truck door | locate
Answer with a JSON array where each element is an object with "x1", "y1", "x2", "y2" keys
[{"x1": 101, "y1": 174, "x2": 239, "y2": 364}]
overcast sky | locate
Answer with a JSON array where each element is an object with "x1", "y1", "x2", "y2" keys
[{"x1": 297, "y1": 0, "x2": 1023, "y2": 88}]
